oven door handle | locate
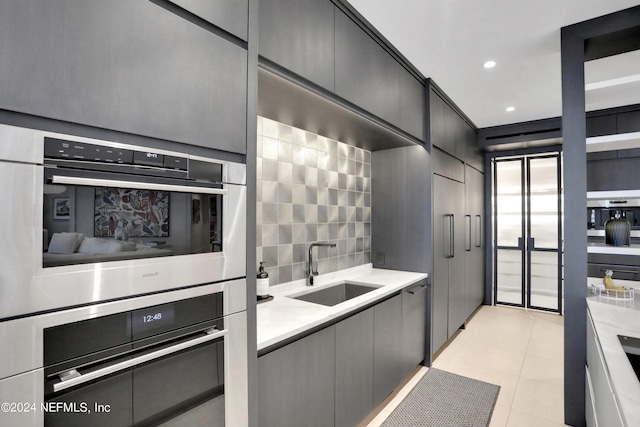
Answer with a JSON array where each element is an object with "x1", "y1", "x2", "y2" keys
[
  {"x1": 51, "y1": 175, "x2": 227, "y2": 195},
  {"x1": 53, "y1": 327, "x2": 227, "y2": 393}
]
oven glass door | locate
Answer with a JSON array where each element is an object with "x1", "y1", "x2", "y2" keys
[
  {"x1": 44, "y1": 331, "x2": 225, "y2": 427},
  {"x1": 42, "y1": 167, "x2": 223, "y2": 268}
]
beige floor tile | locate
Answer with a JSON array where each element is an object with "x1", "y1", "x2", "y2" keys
[
  {"x1": 533, "y1": 310, "x2": 565, "y2": 325},
  {"x1": 520, "y1": 353, "x2": 564, "y2": 388},
  {"x1": 506, "y1": 408, "x2": 568, "y2": 427},
  {"x1": 444, "y1": 360, "x2": 520, "y2": 407},
  {"x1": 450, "y1": 339, "x2": 526, "y2": 376},
  {"x1": 489, "y1": 404, "x2": 511, "y2": 427},
  {"x1": 526, "y1": 334, "x2": 563, "y2": 360},
  {"x1": 511, "y1": 377, "x2": 564, "y2": 424},
  {"x1": 465, "y1": 327, "x2": 531, "y2": 355},
  {"x1": 432, "y1": 331, "x2": 469, "y2": 370}
]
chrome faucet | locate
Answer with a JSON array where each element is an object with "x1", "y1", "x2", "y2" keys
[{"x1": 307, "y1": 242, "x2": 337, "y2": 286}]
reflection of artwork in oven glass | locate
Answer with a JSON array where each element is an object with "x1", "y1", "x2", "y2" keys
[{"x1": 94, "y1": 188, "x2": 169, "y2": 237}]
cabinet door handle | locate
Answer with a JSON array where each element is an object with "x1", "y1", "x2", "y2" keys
[
  {"x1": 406, "y1": 284, "x2": 428, "y2": 295},
  {"x1": 450, "y1": 214, "x2": 455, "y2": 258},
  {"x1": 475, "y1": 215, "x2": 482, "y2": 247},
  {"x1": 599, "y1": 268, "x2": 638, "y2": 275},
  {"x1": 444, "y1": 214, "x2": 454, "y2": 258},
  {"x1": 465, "y1": 215, "x2": 472, "y2": 251}
]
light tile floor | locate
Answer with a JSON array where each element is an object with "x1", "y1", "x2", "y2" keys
[{"x1": 365, "y1": 305, "x2": 568, "y2": 427}]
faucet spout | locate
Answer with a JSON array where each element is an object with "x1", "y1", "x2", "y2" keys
[{"x1": 307, "y1": 242, "x2": 337, "y2": 286}]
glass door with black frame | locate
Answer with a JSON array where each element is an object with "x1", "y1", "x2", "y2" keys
[{"x1": 493, "y1": 153, "x2": 563, "y2": 313}]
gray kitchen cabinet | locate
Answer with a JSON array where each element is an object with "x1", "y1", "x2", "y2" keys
[
  {"x1": 465, "y1": 165, "x2": 485, "y2": 319},
  {"x1": 335, "y1": 9, "x2": 400, "y2": 126},
  {"x1": 617, "y1": 110, "x2": 640, "y2": 134},
  {"x1": 168, "y1": 0, "x2": 249, "y2": 41},
  {"x1": 464, "y1": 123, "x2": 483, "y2": 172},
  {"x1": 258, "y1": 326, "x2": 336, "y2": 427},
  {"x1": 0, "y1": 0, "x2": 248, "y2": 155},
  {"x1": 335, "y1": 307, "x2": 374, "y2": 427},
  {"x1": 587, "y1": 152, "x2": 640, "y2": 191},
  {"x1": 429, "y1": 89, "x2": 447, "y2": 153},
  {"x1": 258, "y1": 291, "x2": 414, "y2": 427},
  {"x1": 259, "y1": 0, "x2": 335, "y2": 91},
  {"x1": 586, "y1": 114, "x2": 617, "y2": 137},
  {"x1": 373, "y1": 294, "x2": 404, "y2": 405},
  {"x1": 401, "y1": 281, "x2": 429, "y2": 373},
  {"x1": 433, "y1": 172, "x2": 466, "y2": 351},
  {"x1": 446, "y1": 103, "x2": 467, "y2": 162},
  {"x1": 399, "y1": 71, "x2": 426, "y2": 140},
  {"x1": 430, "y1": 88, "x2": 471, "y2": 162},
  {"x1": 0, "y1": 2, "x2": 66, "y2": 123}
]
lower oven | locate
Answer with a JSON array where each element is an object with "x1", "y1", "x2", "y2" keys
[{"x1": 0, "y1": 280, "x2": 247, "y2": 427}]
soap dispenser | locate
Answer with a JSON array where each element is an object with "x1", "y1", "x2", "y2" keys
[{"x1": 257, "y1": 261, "x2": 270, "y2": 299}]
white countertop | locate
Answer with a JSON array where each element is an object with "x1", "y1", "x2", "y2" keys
[
  {"x1": 256, "y1": 264, "x2": 428, "y2": 351},
  {"x1": 588, "y1": 242, "x2": 640, "y2": 256},
  {"x1": 587, "y1": 294, "x2": 640, "y2": 426}
]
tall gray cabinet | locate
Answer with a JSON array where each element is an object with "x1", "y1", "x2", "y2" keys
[
  {"x1": 432, "y1": 168, "x2": 466, "y2": 350},
  {"x1": 430, "y1": 86, "x2": 485, "y2": 355},
  {"x1": 465, "y1": 165, "x2": 485, "y2": 316}
]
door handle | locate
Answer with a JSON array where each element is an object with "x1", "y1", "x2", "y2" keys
[
  {"x1": 465, "y1": 215, "x2": 471, "y2": 252},
  {"x1": 406, "y1": 283, "x2": 428, "y2": 295},
  {"x1": 52, "y1": 175, "x2": 227, "y2": 195},
  {"x1": 444, "y1": 214, "x2": 454, "y2": 258},
  {"x1": 450, "y1": 214, "x2": 455, "y2": 258},
  {"x1": 528, "y1": 237, "x2": 535, "y2": 250},
  {"x1": 475, "y1": 215, "x2": 482, "y2": 247},
  {"x1": 518, "y1": 237, "x2": 524, "y2": 250}
]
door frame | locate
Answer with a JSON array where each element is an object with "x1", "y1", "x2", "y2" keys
[{"x1": 488, "y1": 145, "x2": 563, "y2": 313}]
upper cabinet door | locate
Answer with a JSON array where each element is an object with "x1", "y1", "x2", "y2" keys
[
  {"x1": 399, "y1": 71, "x2": 426, "y2": 140},
  {"x1": 259, "y1": 0, "x2": 335, "y2": 91},
  {"x1": 429, "y1": 89, "x2": 446, "y2": 149},
  {"x1": 168, "y1": 0, "x2": 249, "y2": 41},
  {"x1": 334, "y1": 9, "x2": 400, "y2": 126},
  {"x1": 0, "y1": 0, "x2": 248, "y2": 154},
  {"x1": 105, "y1": 1, "x2": 247, "y2": 154},
  {"x1": 464, "y1": 123, "x2": 483, "y2": 172}
]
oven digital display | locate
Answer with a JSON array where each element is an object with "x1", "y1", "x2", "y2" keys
[{"x1": 132, "y1": 304, "x2": 175, "y2": 336}]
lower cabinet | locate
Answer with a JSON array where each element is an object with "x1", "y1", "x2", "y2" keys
[
  {"x1": 373, "y1": 295, "x2": 404, "y2": 406},
  {"x1": 335, "y1": 308, "x2": 374, "y2": 427},
  {"x1": 401, "y1": 281, "x2": 429, "y2": 371},
  {"x1": 258, "y1": 326, "x2": 336, "y2": 427},
  {"x1": 258, "y1": 291, "x2": 425, "y2": 427},
  {"x1": 586, "y1": 310, "x2": 624, "y2": 427}
]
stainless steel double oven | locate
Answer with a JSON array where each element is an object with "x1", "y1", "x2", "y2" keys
[{"x1": 0, "y1": 125, "x2": 247, "y2": 426}]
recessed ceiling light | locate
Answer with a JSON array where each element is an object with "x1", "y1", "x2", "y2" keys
[
  {"x1": 483, "y1": 61, "x2": 496, "y2": 69},
  {"x1": 505, "y1": 106, "x2": 516, "y2": 112}
]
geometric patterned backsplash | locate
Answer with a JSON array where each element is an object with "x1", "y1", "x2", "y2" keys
[{"x1": 256, "y1": 116, "x2": 371, "y2": 287}]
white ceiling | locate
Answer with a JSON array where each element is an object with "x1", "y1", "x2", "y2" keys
[{"x1": 347, "y1": 0, "x2": 640, "y2": 129}]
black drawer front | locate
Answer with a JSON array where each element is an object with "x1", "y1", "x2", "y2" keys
[
  {"x1": 44, "y1": 293, "x2": 224, "y2": 367},
  {"x1": 588, "y1": 263, "x2": 640, "y2": 281}
]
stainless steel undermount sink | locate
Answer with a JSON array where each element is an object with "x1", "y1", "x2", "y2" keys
[{"x1": 292, "y1": 282, "x2": 379, "y2": 307}]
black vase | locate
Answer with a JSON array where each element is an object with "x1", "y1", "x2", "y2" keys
[{"x1": 605, "y1": 218, "x2": 630, "y2": 246}]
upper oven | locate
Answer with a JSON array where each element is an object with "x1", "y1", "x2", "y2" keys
[{"x1": 0, "y1": 124, "x2": 246, "y2": 320}]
